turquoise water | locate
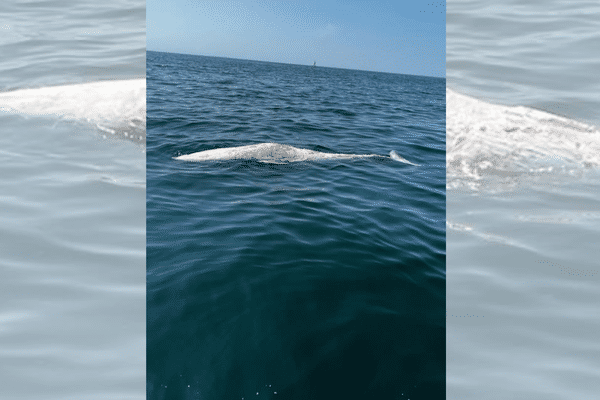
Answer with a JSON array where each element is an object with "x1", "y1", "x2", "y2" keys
[
  {"x1": 0, "y1": 1, "x2": 145, "y2": 399},
  {"x1": 146, "y1": 51, "x2": 445, "y2": 400},
  {"x1": 448, "y1": 0, "x2": 600, "y2": 399}
]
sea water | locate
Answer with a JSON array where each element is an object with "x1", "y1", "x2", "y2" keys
[
  {"x1": 0, "y1": 1, "x2": 145, "y2": 399},
  {"x1": 146, "y1": 51, "x2": 445, "y2": 399},
  {"x1": 447, "y1": 0, "x2": 600, "y2": 399}
]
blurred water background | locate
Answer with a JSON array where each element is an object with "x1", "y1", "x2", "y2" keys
[
  {"x1": 0, "y1": 1, "x2": 146, "y2": 399},
  {"x1": 447, "y1": 0, "x2": 600, "y2": 399}
]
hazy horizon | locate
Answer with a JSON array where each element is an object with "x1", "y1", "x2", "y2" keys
[
  {"x1": 147, "y1": 49, "x2": 445, "y2": 79},
  {"x1": 147, "y1": 0, "x2": 445, "y2": 78}
]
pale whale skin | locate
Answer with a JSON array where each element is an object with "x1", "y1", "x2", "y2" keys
[
  {"x1": 0, "y1": 79, "x2": 146, "y2": 126},
  {"x1": 174, "y1": 143, "x2": 419, "y2": 165}
]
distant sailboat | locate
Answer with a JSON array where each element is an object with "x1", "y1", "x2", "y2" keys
[{"x1": 313, "y1": 61, "x2": 316, "y2": 67}]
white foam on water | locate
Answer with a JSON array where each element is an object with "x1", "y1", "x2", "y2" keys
[{"x1": 174, "y1": 143, "x2": 418, "y2": 165}]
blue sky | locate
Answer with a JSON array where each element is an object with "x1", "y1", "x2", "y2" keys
[{"x1": 147, "y1": 0, "x2": 445, "y2": 78}]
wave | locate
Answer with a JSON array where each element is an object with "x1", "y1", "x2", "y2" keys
[
  {"x1": 0, "y1": 79, "x2": 146, "y2": 143},
  {"x1": 175, "y1": 143, "x2": 418, "y2": 165},
  {"x1": 447, "y1": 88, "x2": 600, "y2": 192}
]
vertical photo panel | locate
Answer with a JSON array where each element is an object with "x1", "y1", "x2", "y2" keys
[
  {"x1": 0, "y1": 0, "x2": 146, "y2": 399},
  {"x1": 146, "y1": 1, "x2": 445, "y2": 399},
  {"x1": 447, "y1": 0, "x2": 600, "y2": 398}
]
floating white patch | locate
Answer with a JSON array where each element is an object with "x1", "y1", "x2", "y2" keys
[{"x1": 175, "y1": 143, "x2": 418, "y2": 165}]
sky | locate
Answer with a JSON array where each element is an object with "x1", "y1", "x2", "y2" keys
[{"x1": 147, "y1": 0, "x2": 445, "y2": 78}]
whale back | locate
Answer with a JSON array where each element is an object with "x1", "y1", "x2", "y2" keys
[
  {"x1": 174, "y1": 143, "x2": 384, "y2": 163},
  {"x1": 0, "y1": 79, "x2": 146, "y2": 143}
]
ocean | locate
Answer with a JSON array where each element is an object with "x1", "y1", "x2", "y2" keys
[
  {"x1": 0, "y1": 1, "x2": 146, "y2": 399},
  {"x1": 146, "y1": 51, "x2": 445, "y2": 400},
  {"x1": 447, "y1": 0, "x2": 600, "y2": 399}
]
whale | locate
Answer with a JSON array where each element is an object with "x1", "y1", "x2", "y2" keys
[
  {"x1": 174, "y1": 143, "x2": 419, "y2": 165},
  {"x1": 0, "y1": 79, "x2": 146, "y2": 142},
  {"x1": 447, "y1": 87, "x2": 600, "y2": 190}
]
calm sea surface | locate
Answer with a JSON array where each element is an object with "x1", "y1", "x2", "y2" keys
[
  {"x1": 0, "y1": 1, "x2": 145, "y2": 399},
  {"x1": 448, "y1": 1, "x2": 600, "y2": 399},
  {"x1": 147, "y1": 51, "x2": 445, "y2": 400}
]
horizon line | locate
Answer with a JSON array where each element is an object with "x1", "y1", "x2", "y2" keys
[{"x1": 146, "y1": 49, "x2": 446, "y2": 80}]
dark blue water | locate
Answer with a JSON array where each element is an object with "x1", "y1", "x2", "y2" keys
[{"x1": 147, "y1": 51, "x2": 445, "y2": 400}]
